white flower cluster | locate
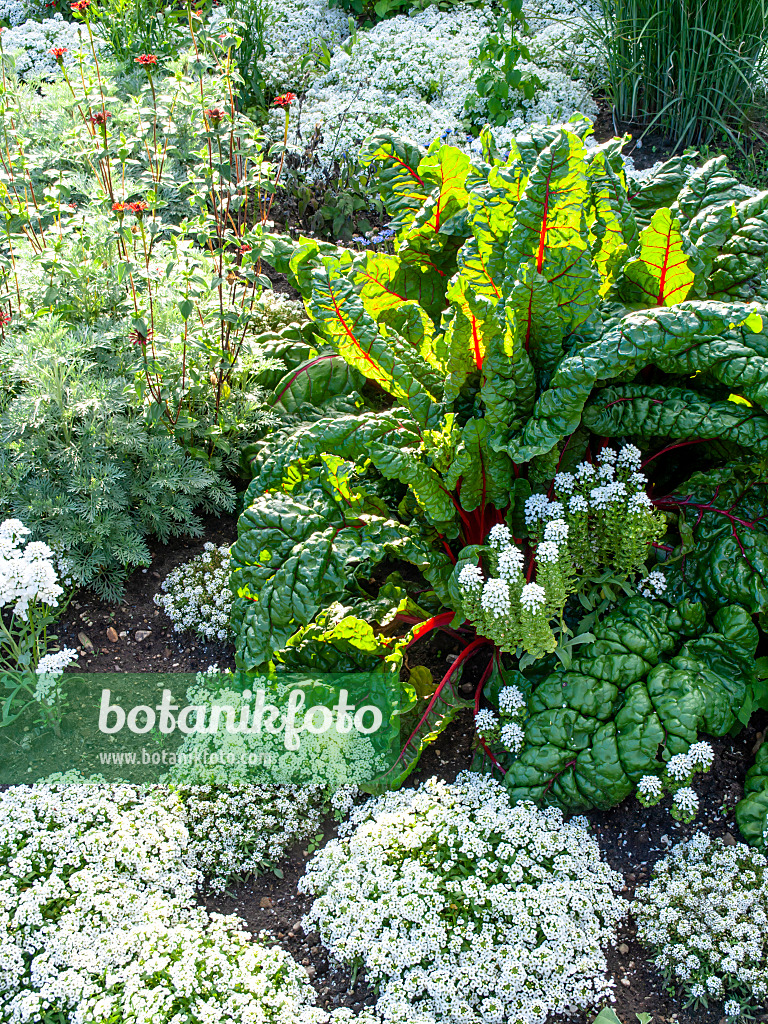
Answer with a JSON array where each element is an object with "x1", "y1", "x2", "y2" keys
[
  {"x1": 636, "y1": 742, "x2": 714, "y2": 823},
  {"x1": 638, "y1": 568, "x2": 667, "y2": 599},
  {"x1": 0, "y1": 14, "x2": 97, "y2": 81},
  {"x1": 264, "y1": 0, "x2": 598, "y2": 177},
  {"x1": 0, "y1": 779, "x2": 372, "y2": 1024},
  {"x1": 210, "y1": 0, "x2": 350, "y2": 96},
  {"x1": 176, "y1": 783, "x2": 328, "y2": 894},
  {"x1": 634, "y1": 833, "x2": 768, "y2": 1015},
  {"x1": 475, "y1": 684, "x2": 528, "y2": 756},
  {"x1": 300, "y1": 772, "x2": 627, "y2": 1024},
  {"x1": 0, "y1": 0, "x2": 27, "y2": 27},
  {"x1": 33, "y1": 646, "x2": 77, "y2": 701},
  {"x1": 155, "y1": 542, "x2": 232, "y2": 640},
  {"x1": 0, "y1": 518, "x2": 62, "y2": 618},
  {"x1": 538, "y1": 444, "x2": 663, "y2": 578}
]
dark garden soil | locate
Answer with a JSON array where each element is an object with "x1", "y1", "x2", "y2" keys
[
  {"x1": 20, "y1": 518, "x2": 768, "y2": 1024},
  {"x1": 56, "y1": 514, "x2": 238, "y2": 676},
  {"x1": 592, "y1": 94, "x2": 679, "y2": 170}
]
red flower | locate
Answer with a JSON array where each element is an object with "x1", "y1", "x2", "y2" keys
[
  {"x1": 272, "y1": 92, "x2": 296, "y2": 108},
  {"x1": 238, "y1": 242, "x2": 252, "y2": 255},
  {"x1": 134, "y1": 54, "x2": 157, "y2": 66},
  {"x1": 129, "y1": 326, "x2": 152, "y2": 346},
  {"x1": 0, "y1": 310, "x2": 11, "y2": 327},
  {"x1": 49, "y1": 47, "x2": 67, "y2": 61},
  {"x1": 71, "y1": 0, "x2": 90, "y2": 11},
  {"x1": 89, "y1": 110, "x2": 111, "y2": 126},
  {"x1": 126, "y1": 200, "x2": 148, "y2": 217},
  {"x1": 112, "y1": 201, "x2": 126, "y2": 219},
  {"x1": 205, "y1": 107, "x2": 226, "y2": 125}
]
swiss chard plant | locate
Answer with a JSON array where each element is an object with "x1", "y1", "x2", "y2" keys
[{"x1": 230, "y1": 116, "x2": 768, "y2": 794}]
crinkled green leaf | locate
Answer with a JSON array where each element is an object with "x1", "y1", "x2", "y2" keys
[
  {"x1": 359, "y1": 131, "x2": 428, "y2": 236},
  {"x1": 271, "y1": 355, "x2": 364, "y2": 414},
  {"x1": 582, "y1": 384, "x2": 768, "y2": 454},
  {"x1": 351, "y1": 250, "x2": 447, "y2": 326},
  {"x1": 512, "y1": 301, "x2": 768, "y2": 461},
  {"x1": 442, "y1": 418, "x2": 514, "y2": 511},
  {"x1": 621, "y1": 207, "x2": 697, "y2": 307},
  {"x1": 663, "y1": 461, "x2": 768, "y2": 614},
  {"x1": 736, "y1": 744, "x2": 768, "y2": 846},
  {"x1": 308, "y1": 258, "x2": 442, "y2": 427},
  {"x1": 504, "y1": 597, "x2": 754, "y2": 810}
]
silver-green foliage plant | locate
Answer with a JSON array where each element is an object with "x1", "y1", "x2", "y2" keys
[{"x1": 634, "y1": 833, "x2": 768, "y2": 1018}]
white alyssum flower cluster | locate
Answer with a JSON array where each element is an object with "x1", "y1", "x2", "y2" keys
[
  {"x1": 0, "y1": 518, "x2": 62, "y2": 618},
  {"x1": 0, "y1": 779, "x2": 375, "y2": 1024},
  {"x1": 636, "y1": 741, "x2": 715, "y2": 823},
  {"x1": 300, "y1": 772, "x2": 627, "y2": 1024},
  {"x1": 265, "y1": 0, "x2": 599, "y2": 178},
  {"x1": 176, "y1": 783, "x2": 330, "y2": 894},
  {"x1": 0, "y1": 14, "x2": 97, "y2": 81},
  {"x1": 155, "y1": 542, "x2": 232, "y2": 640},
  {"x1": 0, "y1": 0, "x2": 27, "y2": 27},
  {"x1": 210, "y1": 0, "x2": 350, "y2": 96},
  {"x1": 634, "y1": 833, "x2": 768, "y2": 1016},
  {"x1": 33, "y1": 646, "x2": 77, "y2": 702}
]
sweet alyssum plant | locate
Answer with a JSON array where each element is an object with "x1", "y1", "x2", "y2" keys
[{"x1": 232, "y1": 117, "x2": 768, "y2": 789}]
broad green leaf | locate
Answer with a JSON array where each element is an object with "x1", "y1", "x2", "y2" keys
[
  {"x1": 709, "y1": 190, "x2": 768, "y2": 300},
  {"x1": 351, "y1": 250, "x2": 447, "y2": 325},
  {"x1": 736, "y1": 744, "x2": 768, "y2": 846},
  {"x1": 359, "y1": 131, "x2": 428, "y2": 236},
  {"x1": 308, "y1": 258, "x2": 441, "y2": 427},
  {"x1": 582, "y1": 384, "x2": 768, "y2": 454},
  {"x1": 626, "y1": 153, "x2": 696, "y2": 227},
  {"x1": 504, "y1": 597, "x2": 752, "y2": 810},
  {"x1": 506, "y1": 129, "x2": 590, "y2": 272},
  {"x1": 672, "y1": 155, "x2": 752, "y2": 224},
  {"x1": 665, "y1": 462, "x2": 768, "y2": 614},
  {"x1": 244, "y1": 409, "x2": 422, "y2": 501},
  {"x1": 377, "y1": 300, "x2": 448, "y2": 378},
  {"x1": 591, "y1": 1011, "x2": 622, "y2": 1024},
  {"x1": 271, "y1": 355, "x2": 363, "y2": 414},
  {"x1": 505, "y1": 261, "x2": 564, "y2": 380},
  {"x1": 587, "y1": 149, "x2": 637, "y2": 293},
  {"x1": 512, "y1": 301, "x2": 768, "y2": 460},
  {"x1": 621, "y1": 207, "x2": 696, "y2": 307},
  {"x1": 397, "y1": 142, "x2": 472, "y2": 268},
  {"x1": 479, "y1": 289, "x2": 537, "y2": 444},
  {"x1": 366, "y1": 440, "x2": 459, "y2": 533},
  {"x1": 442, "y1": 417, "x2": 514, "y2": 511},
  {"x1": 362, "y1": 641, "x2": 479, "y2": 793}
]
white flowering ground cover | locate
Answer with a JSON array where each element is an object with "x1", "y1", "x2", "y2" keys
[
  {"x1": 634, "y1": 833, "x2": 768, "y2": 1018},
  {"x1": 301, "y1": 773, "x2": 627, "y2": 1024},
  {"x1": 261, "y1": 0, "x2": 603, "y2": 175},
  {"x1": 0, "y1": 779, "x2": 381, "y2": 1024}
]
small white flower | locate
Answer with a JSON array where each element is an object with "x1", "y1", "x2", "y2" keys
[
  {"x1": 520, "y1": 582, "x2": 546, "y2": 613},
  {"x1": 458, "y1": 563, "x2": 484, "y2": 593},
  {"x1": 498, "y1": 686, "x2": 526, "y2": 715},
  {"x1": 497, "y1": 546, "x2": 524, "y2": 583},
  {"x1": 687, "y1": 741, "x2": 714, "y2": 773},
  {"x1": 724, "y1": 999, "x2": 741, "y2": 1018},
  {"x1": 637, "y1": 775, "x2": 663, "y2": 799},
  {"x1": 544, "y1": 518, "x2": 569, "y2": 543},
  {"x1": 673, "y1": 787, "x2": 699, "y2": 816},
  {"x1": 487, "y1": 523, "x2": 512, "y2": 550},
  {"x1": 553, "y1": 472, "x2": 575, "y2": 494},
  {"x1": 667, "y1": 754, "x2": 693, "y2": 782},
  {"x1": 569, "y1": 494, "x2": 588, "y2": 514},
  {"x1": 617, "y1": 443, "x2": 642, "y2": 469},
  {"x1": 475, "y1": 709, "x2": 498, "y2": 733},
  {"x1": 481, "y1": 578, "x2": 511, "y2": 616},
  {"x1": 500, "y1": 722, "x2": 525, "y2": 752},
  {"x1": 536, "y1": 541, "x2": 560, "y2": 564}
]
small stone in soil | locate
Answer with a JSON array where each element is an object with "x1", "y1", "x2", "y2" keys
[
  {"x1": 135, "y1": 630, "x2": 151, "y2": 641},
  {"x1": 106, "y1": 627, "x2": 118, "y2": 642}
]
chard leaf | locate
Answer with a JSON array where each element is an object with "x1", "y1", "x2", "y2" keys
[
  {"x1": 359, "y1": 132, "x2": 428, "y2": 236},
  {"x1": 621, "y1": 207, "x2": 697, "y2": 307},
  {"x1": 271, "y1": 355, "x2": 364, "y2": 414},
  {"x1": 308, "y1": 258, "x2": 442, "y2": 427},
  {"x1": 662, "y1": 461, "x2": 768, "y2": 614},
  {"x1": 506, "y1": 129, "x2": 590, "y2": 273},
  {"x1": 626, "y1": 153, "x2": 696, "y2": 226},
  {"x1": 582, "y1": 384, "x2": 768, "y2": 454},
  {"x1": 351, "y1": 250, "x2": 447, "y2": 326},
  {"x1": 512, "y1": 301, "x2": 768, "y2": 461},
  {"x1": 442, "y1": 418, "x2": 515, "y2": 511}
]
